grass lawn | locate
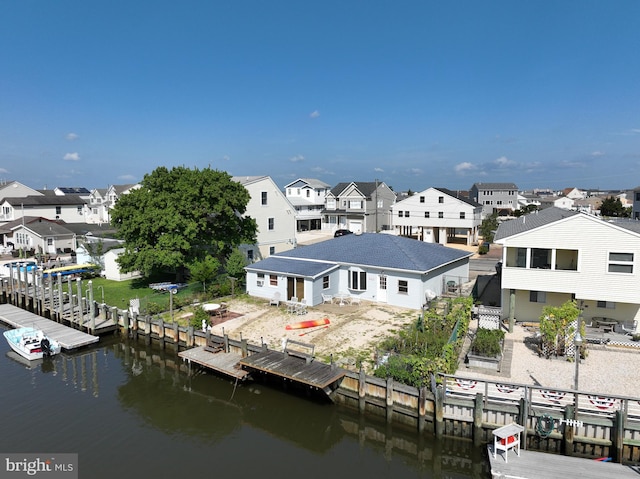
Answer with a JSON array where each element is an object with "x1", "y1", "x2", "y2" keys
[{"x1": 86, "y1": 276, "x2": 207, "y2": 316}]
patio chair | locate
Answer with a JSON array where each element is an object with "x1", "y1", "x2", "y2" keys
[
  {"x1": 269, "y1": 292, "x2": 281, "y2": 307},
  {"x1": 620, "y1": 320, "x2": 637, "y2": 336},
  {"x1": 321, "y1": 294, "x2": 333, "y2": 304},
  {"x1": 216, "y1": 303, "x2": 228, "y2": 319},
  {"x1": 295, "y1": 299, "x2": 308, "y2": 315}
]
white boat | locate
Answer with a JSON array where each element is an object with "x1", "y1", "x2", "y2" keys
[{"x1": 3, "y1": 327, "x2": 61, "y2": 361}]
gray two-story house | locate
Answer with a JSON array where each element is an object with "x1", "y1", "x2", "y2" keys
[
  {"x1": 323, "y1": 181, "x2": 396, "y2": 234},
  {"x1": 470, "y1": 182, "x2": 519, "y2": 218}
]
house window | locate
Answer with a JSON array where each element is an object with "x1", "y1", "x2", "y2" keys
[
  {"x1": 247, "y1": 250, "x2": 254, "y2": 261},
  {"x1": 531, "y1": 248, "x2": 552, "y2": 269},
  {"x1": 438, "y1": 212, "x2": 443, "y2": 219},
  {"x1": 529, "y1": 291, "x2": 546, "y2": 303},
  {"x1": 398, "y1": 280, "x2": 408, "y2": 294},
  {"x1": 556, "y1": 249, "x2": 578, "y2": 270},
  {"x1": 268, "y1": 218, "x2": 274, "y2": 230},
  {"x1": 327, "y1": 198, "x2": 336, "y2": 209},
  {"x1": 405, "y1": 211, "x2": 410, "y2": 217},
  {"x1": 261, "y1": 191, "x2": 267, "y2": 205},
  {"x1": 269, "y1": 274, "x2": 277, "y2": 286},
  {"x1": 257, "y1": 273, "x2": 264, "y2": 286},
  {"x1": 398, "y1": 211, "x2": 403, "y2": 217},
  {"x1": 420, "y1": 196, "x2": 425, "y2": 203},
  {"x1": 55, "y1": 206, "x2": 62, "y2": 215},
  {"x1": 377, "y1": 199, "x2": 383, "y2": 208},
  {"x1": 506, "y1": 247, "x2": 527, "y2": 268},
  {"x1": 348, "y1": 270, "x2": 367, "y2": 291},
  {"x1": 424, "y1": 212, "x2": 429, "y2": 218},
  {"x1": 438, "y1": 196, "x2": 444, "y2": 203},
  {"x1": 269, "y1": 246, "x2": 275, "y2": 255},
  {"x1": 323, "y1": 275, "x2": 330, "y2": 289},
  {"x1": 460, "y1": 212, "x2": 465, "y2": 219},
  {"x1": 306, "y1": 190, "x2": 310, "y2": 197},
  {"x1": 608, "y1": 252, "x2": 633, "y2": 273},
  {"x1": 597, "y1": 301, "x2": 615, "y2": 309},
  {"x1": 349, "y1": 200, "x2": 362, "y2": 209},
  {"x1": 77, "y1": 206, "x2": 83, "y2": 215},
  {"x1": 379, "y1": 275, "x2": 387, "y2": 290}
]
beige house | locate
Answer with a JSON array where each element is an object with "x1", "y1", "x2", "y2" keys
[{"x1": 232, "y1": 176, "x2": 297, "y2": 262}]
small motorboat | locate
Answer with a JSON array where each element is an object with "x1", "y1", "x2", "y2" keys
[{"x1": 3, "y1": 327, "x2": 61, "y2": 361}]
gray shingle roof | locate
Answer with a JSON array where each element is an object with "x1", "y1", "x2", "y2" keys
[
  {"x1": 2, "y1": 195, "x2": 87, "y2": 206},
  {"x1": 494, "y1": 207, "x2": 579, "y2": 241},
  {"x1": 245, "y1": 257, "x2": 338, "y2": 278},
  {"x1": 268, "y1": 233, "x2": 471, "y2": 273},
  {"x1": 434, "y1": 187, "x2": 481, "y2": 207},
  {"x1": 330, "y1": 181, "x2": 382, "y2": 198},
  {"x1": 472, "y1": 182, "x2": 518, "y2": 190}
]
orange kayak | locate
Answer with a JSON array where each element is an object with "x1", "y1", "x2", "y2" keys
[{"x1": 285, "y1": 317, "x2": 330, "y2": 330}]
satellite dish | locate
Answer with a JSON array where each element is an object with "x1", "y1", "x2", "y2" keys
[{"x1": 425, "y1": 290, "x2": 436, "y2": 301}]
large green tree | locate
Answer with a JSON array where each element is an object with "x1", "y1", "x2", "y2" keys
[
  {"x1": 600, "y1": 196, "x2": 631, "y2": 218},
  {"x1": 111, "y1": 166, "x2": 257, "y2": 277}
]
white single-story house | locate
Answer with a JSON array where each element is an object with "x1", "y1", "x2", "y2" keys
[{"x1": 245, "y1": 232, "x2": 472, "y2": 310}]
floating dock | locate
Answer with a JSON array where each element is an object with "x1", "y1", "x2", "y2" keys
[
  {"x1": 487, "y1": 444, "x2": 640, "y2": 479},
  {"x1": 0, "y1": 303, "x2": 99, "y2": 350}
]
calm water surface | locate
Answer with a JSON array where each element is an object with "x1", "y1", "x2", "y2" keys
[{"x1": 0, "y1": 327, "x2": 489, "y2": 478}]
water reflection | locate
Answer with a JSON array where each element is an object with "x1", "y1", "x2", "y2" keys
[{"x1": 1, "y1": 328, "x2": 489, "y2": 478}]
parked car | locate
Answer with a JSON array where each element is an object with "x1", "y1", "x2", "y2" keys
[{"x1": 334, "y1": 229, "x2": 353, "y2": 237}]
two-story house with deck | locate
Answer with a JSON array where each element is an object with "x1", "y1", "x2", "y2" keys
[
  {"x1": 494, "y1": 207, "x2": 640, "y2": 334},
  {"x1": 470, "y1": 182, "x2": 519, "y2": 218},
  {"x1": 323, "y1": 181, "x2": 396, "y2": 234},
  {"x1": 232, "y1": 176, "x2": 297, "y2": 262},
  {"x1": 284, "y1": 178, "x2": 331, "y2": 232},
  {"x1": 391, "y1": 187, "x2": 482, "y2": 246}
]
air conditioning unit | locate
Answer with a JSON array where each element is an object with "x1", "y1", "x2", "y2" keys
[{"x1": 257, "y1": 280, "x2": 264, "y2": 287}]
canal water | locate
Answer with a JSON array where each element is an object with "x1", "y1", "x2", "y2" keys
[{"x1": 0, "y1": 326, "x2": 489, "y2": 478}]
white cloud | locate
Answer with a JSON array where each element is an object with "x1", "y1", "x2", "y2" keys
[
  {"x1": 591, "y1": 151, "x2": 605, "y2": 157},
  {"x1": 289, "y1": 155, "x2": 305, "y2": 163},
  {"x1": 408, "y1": 168, "x2": 423, "y2": 175},
  {"x1": 454, "y1": 162, "x2": 476, "y2": 173},
  {"x1": 492, "y1": 156, "x2": 515, "y2": 167},
  {"x1": 222, "y1": 155, "x2": 230, "y2": 161},
  {"x1": 0, "y1": 168, "x2": 8, "y2": 174},
  {"x1": 118, "y1": 174, "x2": 136, "y2": 181},
  {"x1": 66, "y1": 133, "x2": 79, "y2": 141},
  {"x1": 63, "y1": 152, "x2": 80, "y2": 161},
  {"x1": 309, "y1": 110, "x2": 320, "y2": 119},
  {"x1": 374, "y1": 167, "x2": 384, "y2": 172}
]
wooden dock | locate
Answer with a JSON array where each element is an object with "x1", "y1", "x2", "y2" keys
[
  {"x1": 487, "y1": 444, "x2": 640, "y2": 478},
  {"x1": 178, "y1": 346, "x2": 249, "y2": 380},
  {"x1": 239, "y1": 349, "x2": 346, "y2": 393},
  {"x1": 0, "y1": 303, "x2": 99, "y2": 350}
]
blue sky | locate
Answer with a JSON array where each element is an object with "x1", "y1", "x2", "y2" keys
[{"x1": 1, "y1": 1, "x2": 639, "y2": 193}]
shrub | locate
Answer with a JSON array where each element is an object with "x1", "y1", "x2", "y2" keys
[{"x1": 471, "y1": 328, "x2": 505, "y2": 357}]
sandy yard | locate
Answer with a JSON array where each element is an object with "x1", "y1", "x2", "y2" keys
[{"x1": 208, "y1": 297, "x2": 418, "y2": 369}]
